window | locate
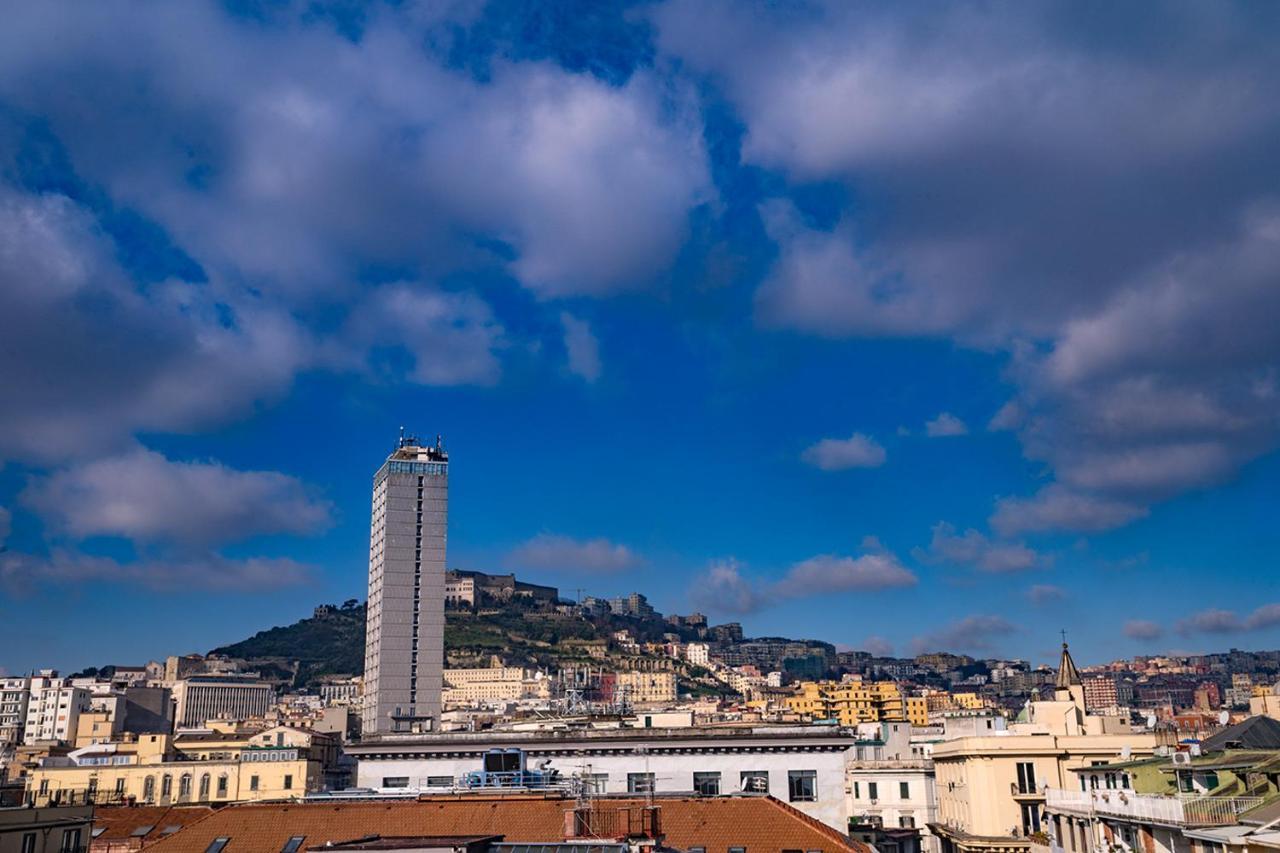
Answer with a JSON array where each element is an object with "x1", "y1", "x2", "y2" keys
[
  {"x1": 729, "y1": 847, "x2": 746, "y2": 853},
  {"x1": 694, "y1": 772, "x2": 721, "y2": 796},
  {"x1": 868, "y1": 781, "x2": 879, "y2": 801},
  {"x1": 900, "y1": 781, "x2": 910, "y2": 799},
  {"x1": 179, "y1": 774, "x2": 192, "y2": 800},
  {"x1": 250, "y1": 775, "x2": 260, "y2": 792},
  {"x1": 1020, "y1": 803, "x2": 1041, "y2": 835},
  {"x1": 740, "y1": 771, "x2": 769, "y2": 794},
  {"x1": 900, "y1": 816, "x2": 916, "y2": 829},
  {"x1": 282, "y1": 838, "x2": 305, "y2": 853},
  {"x1": 627, "y1": 772, "x2": 655, "y2": 794},
  {"x1": 425, "y1": 776, "x2": 453, "y2": 787},
  {"x1": 217, "y1": 775, "x2": 228, "y2": 797},
  {"x1": 115, "y1": 778, "x2": 127, "y2": 796},
  {"x1": 199, "y1": 774, "x2": 211, "y2": 800},
  {"x1": 283, "y1": 775, "x2": 293, "y2": 791},
  {"x1": 788, "y1": 770, "x2": 817, "y2": 803},
  {"x1": 21, "y1": 832, "x2": 36, "y2": 853},
  {"x1": 143, "y1": 776, "x2": 156, "y2": 801},
  {"x1": 61, "y1": 829, "x2": 82, "y2": 853},
  {"x1": 206, "y1": 838, "x2": 230, "y2": 853},
  {"x1": 1016, "y1": 762, "x2": 1037, "y2": 795},
  {"x1": 161, "y1": 774, "x2": 172, "y2": 799},
  {"x1": 381, "y1": 777, "x2": 409, "y2": 789}
]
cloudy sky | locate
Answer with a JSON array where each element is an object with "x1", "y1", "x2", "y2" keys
[{"x1": 2, "y1": 0, "x2": 1279, "y2": 673}]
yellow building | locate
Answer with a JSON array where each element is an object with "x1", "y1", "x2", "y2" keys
[
  {"x1": 785, "y1": 679, "x2": 927, "y2": 726},
  {"x1": 25, "y1": 731, "x2": 323, "y2": 807},
  {"x1": 930, "y1": 644, "x2": 1158, "y2": 853},
  {"x1": 616, "y1": 670, "x2": 677, "y2": 704}
]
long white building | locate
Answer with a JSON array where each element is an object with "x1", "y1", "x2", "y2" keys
[{"x1": 346, "y1": 725, "x2": 886, "y2": 830}]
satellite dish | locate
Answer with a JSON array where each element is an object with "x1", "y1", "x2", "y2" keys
[
  {"x1": 1218, "y1": 710, "x2": 1230, "y2": 725},
  {"x1": 1145, "y1": 714, "x2": 1157, "y2": 729}
]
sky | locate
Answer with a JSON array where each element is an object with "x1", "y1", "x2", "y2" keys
[{"x1": 2, "y1": 0, "x2": 1280, "y2": 674}]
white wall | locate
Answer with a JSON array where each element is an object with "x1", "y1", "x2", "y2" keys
[{"x1": 356, "y1": 748, "x2": 851, "y2": 829}]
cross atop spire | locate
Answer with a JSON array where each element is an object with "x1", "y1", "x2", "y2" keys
[{"x1": 1056, "y1": 637, "x2": 1082, "y2": 689}]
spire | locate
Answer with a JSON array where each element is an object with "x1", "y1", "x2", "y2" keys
[{"x1": 1056, "y1": 641, "x2": 1082, "y2": 689}]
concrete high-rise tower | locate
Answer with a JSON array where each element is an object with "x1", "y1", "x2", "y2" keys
[{"x1": 362, "y1": 431, "x2": 448, "y2": 736}]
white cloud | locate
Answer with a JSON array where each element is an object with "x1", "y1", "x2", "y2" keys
[
  {"x1": 990, "y1": 486, "x2": 1148, "y2": 536},
  {"x1": 508, "y1": 533, "x2": 641, "y2": 574},
  {"x1": 861, "y1": 636, "x2": 894, "y2": 657},
  {"x1": 774, "y1": 552, "x2": 918, "y2": 596},
  {"x1": 689, "y1": 546, "x2": 916, "y2": 615},
  {"x1": 560, "y1": 312, "x2": 602, "y2": 383},
  {"x1": 1175, "y1": 603, "x2": 1280, "y2": 636},
  {"x1": 912, "y1": 614, "x2": 1020, "y2": 655},
  {"x1": 924, "y1": 412, "x2": 968, "y2": 437},
  {"x1": 1026, "y1": 584, "x2": 1066, "y2": 605},
  {"x1": 22, "y1": 447, "x2": 332, "y2": 546},
  {"x1": 1124, "y1": 620, "x2": 1164, "y2": 641},
  {"x1": 342, "y1": 284, "x2": 504, "y2": 386},
  {"x1": 915, "y1": 522, "x2": 1041, "y2": 573},
  {"x1": 801, "y1": 432, "x2": 886, "y2": 470},
  {"x1": 0, "y1": 550, "x2": 313, "y2": 594},
  {"x1": 690, "y1": 558, "x2": 768, "y2": 615},
  {"x1": 655, "y1": 2, "x2": 1280, "y2": 531}
]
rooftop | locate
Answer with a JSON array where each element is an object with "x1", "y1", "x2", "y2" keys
[{"x1": 140, "y1": 794, "x2": 865, "y2": 853}]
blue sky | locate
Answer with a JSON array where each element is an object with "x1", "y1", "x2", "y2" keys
[{"x1": 2, "y1": 0, "x2": 1280, "y2": 673}]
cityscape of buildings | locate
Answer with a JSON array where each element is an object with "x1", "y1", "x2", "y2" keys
[{"x1": 3, "y1": 437, "x2": 1280, "y2": 853}]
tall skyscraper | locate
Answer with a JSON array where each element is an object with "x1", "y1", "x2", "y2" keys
[{"x1": 362, "y1": 432, "x2": 448, "y2": 736}]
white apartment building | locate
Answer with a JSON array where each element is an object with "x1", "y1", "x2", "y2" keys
[
  {"x1": 0, "y1": 678, "x2": 30, "y2": 745},
  {"x1": 685, "y1": 643, "x2": 710, "y2": 667},
  {"x1": 346, "y1": 726, "x2": 875, "y2": 830},
  {"x1": 23, "y1": 673, "x2": 91, "y2": 745},
  {"x1": 846, "y1": 723, "x2": 939, "y2": 853}
]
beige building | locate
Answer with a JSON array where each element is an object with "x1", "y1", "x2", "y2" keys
[
  {"x1": 930, "y1": 644, "x2": 1158, "y2": 853},
  {"x1": 616, "y1": 671, "x2": 677, "y2": 705},
  {"x1": 441, "y1": 668, "x2": 551, "y2": 706},
  {"x1": 25, "y1": 729, "x2": 325, "y2": 807}
]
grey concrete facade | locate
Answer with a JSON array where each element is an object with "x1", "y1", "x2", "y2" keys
[{"x1": 362, "y1": 436, "x2": 448, "y2": 736}]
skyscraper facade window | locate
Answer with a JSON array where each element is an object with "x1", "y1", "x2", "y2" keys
[{"x1": 362, "y1": 432, "x2": 448, "y2": 736}]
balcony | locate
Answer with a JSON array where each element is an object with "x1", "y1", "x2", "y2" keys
[{"x1": 1044, "y1": 788, "x2": 1264, "y2": 826}]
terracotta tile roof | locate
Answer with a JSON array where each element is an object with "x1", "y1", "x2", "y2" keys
[
  {"x1": 140, "y1": 794, "x2": 867, "y2": 853},
  {"x1": 94, "y1": 806, "x2": 216, "y2": 843}
]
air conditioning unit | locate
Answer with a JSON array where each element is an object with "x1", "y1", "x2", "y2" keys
[{"x1": 1172, "y1": 751, "x2": 1191, "y2": 766}]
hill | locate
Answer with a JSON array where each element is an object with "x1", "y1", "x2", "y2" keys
[{"x1": 208, "y1": 598, "x2": 703, "y2": 690}]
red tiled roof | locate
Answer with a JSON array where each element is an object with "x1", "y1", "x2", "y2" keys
[
  {"x1": 94, "y1": 806, "x2": 216, "y2": 843},
  {"x1": 141, "y1": 795, "x2": 866, "y2": 853}
]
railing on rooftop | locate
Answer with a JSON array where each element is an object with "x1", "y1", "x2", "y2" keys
[{"x1": 1044, "y1": 788, "x2": 1264, "y2": 826}]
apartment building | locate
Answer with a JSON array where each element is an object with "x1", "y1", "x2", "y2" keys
[
  {"x1": 1043, "y1": 716, "x2": 1280, "y2": 853},
  {"x1": 0, "y1": 804, "x2": 93, "y2": 853},
  {"x1": 441, "y1": 669, "x2": 550, "y2": 705},
  {"x1": 24, "y1": 731, "x2": 324, "y2": 806},
  {"x1": 615, "y1": 671, "x2": 677, "y2": 705},
  {"x1": 846, "y1": 722, "x2": 940, "y2": 853},
  {"x1": 23, "y1": 672, "x2": 91, "y2": 746},
  {"x1": 788, "y1": 679, "x2": 928, "y2": 727},
  {"x1": 930, "y1": 645, "x2": 1158, "y2": 853},
  {"x1": 0, "y1": 679, "x2": 30, "y2": 746}
]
